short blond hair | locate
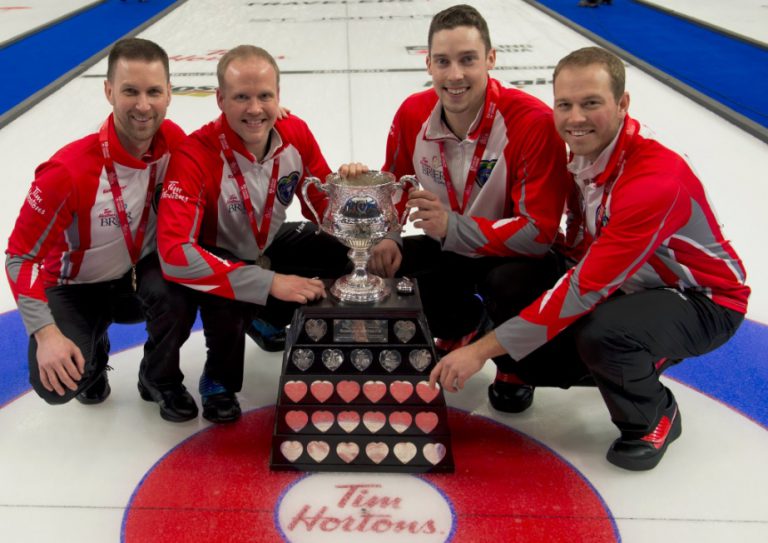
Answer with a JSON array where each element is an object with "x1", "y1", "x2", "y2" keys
[{"x1": 217, "y1": 45, "x2": 280, "y2": 89}]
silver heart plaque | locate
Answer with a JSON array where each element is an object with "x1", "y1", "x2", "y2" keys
[
  {"x1": 379, "y1": 350, "x2": 402, "y2": 373},
  {"x1": 393, "y1": 320, "x2": 416, "y2": 343},
  {"x1": 304, "y1": 319, "x2": 327, "y2": 342},
  {"x1": 408, "y1": 349, "x2": 432, "y2": 371},
  {"x1": 321, "y1": 349, "x2": 344, "y2": 371},
  {"x1": 292, "y1": 348, "x2": 315, "y2": 371},
  {"x1": 350, "y1": 349, "x2": 373, "y2": 372}
]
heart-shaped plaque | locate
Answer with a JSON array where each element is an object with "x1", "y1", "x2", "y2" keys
[
  {"x1": 388, "y1": 411, "x2": 413, "y2": 433},
  {"x1": 321, "y1": 349, "x2": 344, "y2": 371},
  {"x1": 283, "y1": 380, "x2": 308, "y2": 403},
  {"x1": 394, "y1": 442, "x2": 417, "y2": 464},
  {"x1": 408, "y1": 349, "x2": 432, "y2": 371},
  {"x1": 337, "y1": 411, "x2": 360, "y2": 432},
  {"x1": 311, "y1": 410, "x2": 334, "y2": 432},
  {"x1": 336, "y1": 442, "x2": 359, "y2": 464},
  {"x1": 416, "y1": 381, "x2": 440, "y2": 403},
  {"x1": 280, "y1": 441, "x2": 303, "y2": 462},
  {"x1": 350, "y1": 348, "x2": 373, "y2": 372},
  {"x1": 304, "y1": 319, "x2": 327, "y2": 342},
  {"x1": 307, "y1": 440, "x2": 330, "y2": 462},
  {"x1": 291, "y1": 348, "x2": 314, "y2": 371},
  {"x1": 393, "y1": 320, "x2": 416, "y2": 343},
  {"x1": 379, "y1": 350, "x2": 402, "y2": 372},
  {"x1": 284, "y1": 410, "x2": 308, "y2": 432},
  {"x1": 422, "y1": 443, "x2": 447, "y2": 465},
  {"x1": 363, "y1": 411, "x2": 386, "y2": 433},
  {"x1": 365, "y1": 442, "x2": 389, "y2": 464}
]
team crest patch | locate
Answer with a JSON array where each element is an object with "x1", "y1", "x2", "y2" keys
[
  {"x1": 278, "y1": 171, "x2": 301, "y2": 206},
  {"x1": 476, "y1": 159, "x2": 497, "y2": 187},
  {"x1": 595, "y1": 204, "x2": 610, "y2": 230}
]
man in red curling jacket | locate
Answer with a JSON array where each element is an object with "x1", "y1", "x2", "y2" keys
[
  {"x1": 373, "y1": 4, "x2": 570, "y2": 413},
  {"x1": 5, "y1": 38, "x2": 199, "y2": 423},
  {"x1": 157, "y1": 45, "x2": 350, "y2": 423},
  {"x1": 429, "y1": 47, "x2": 750, "y2": 471}
]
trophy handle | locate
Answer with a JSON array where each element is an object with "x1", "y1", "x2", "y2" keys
[
  {"x1": 394, "y1": 175, "x2": 420, "y2": 225},
  {"x1": 301, "y1": 176, "x2": 327, "y2": 231}
]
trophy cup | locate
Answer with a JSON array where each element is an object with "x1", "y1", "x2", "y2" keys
[
  {"x1": 302, "y1": 171, "x2": 418, "y2": 303},
  {"x1": 270, "y1": 171, "x2": 455, "y2": 473}
]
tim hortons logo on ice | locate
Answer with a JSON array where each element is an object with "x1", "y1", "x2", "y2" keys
[{"x1": 277, "y1": 474, "x2": 454, "y2": 541}]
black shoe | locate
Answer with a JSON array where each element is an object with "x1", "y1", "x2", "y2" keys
[
  {"x1": 246, "y1": 320, "x2": 286, "y2": 352},
  {"x1": 488, "y1": 381, "x2": 534, "y2": 413},
  {"x1": 76, "y1": 371, "x2": 111, "y2": 405},
  {"x1": 138, "y1": 381, "x2": 198, "y2": 422},
  {"x1": 607, "y1": 395, "x2": 682, "y2": 471},
  {"x1": 202, "y1": 392, "x2": 241, "y2": 423}
]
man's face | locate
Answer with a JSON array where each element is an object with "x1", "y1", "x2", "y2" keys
[
  {"x1": 216, "y1": 57, "x2": 280, "y2": 160},
  {"x1": 427, "y1": 26, "x2": 495, "y2": 125},
  {"x1": 104, "y1": 59, "x2": 171, "y2": 157},
  {"x1": 553, "y1": 63, "x2": 629, "y2": 161}
]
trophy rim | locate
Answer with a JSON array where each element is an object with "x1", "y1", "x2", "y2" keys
[{"x1": 324, "y1": 170, "x2": 396, "y2": 188}]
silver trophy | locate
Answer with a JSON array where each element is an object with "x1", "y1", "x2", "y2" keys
[{"x1": 302, "y1": 171, "x2": 418, "y2": 303}]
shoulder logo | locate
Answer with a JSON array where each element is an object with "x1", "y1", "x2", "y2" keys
[{"x1": 26, "y1": 186, "x2": 46, "y2": 216}]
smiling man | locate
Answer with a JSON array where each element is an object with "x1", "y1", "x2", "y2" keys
[
  {"x1": 429, "y1": 47, "x2": 750, "y2": 471},
  {"x1": 377, "y1": 5, "x2": 570, "y2": 406},
  {"x1": 5, "y1": 38, "x2": 199, "y2": 423},
  {"x1": 156, "y1": 45, "x2": 348, "y2": 423}
]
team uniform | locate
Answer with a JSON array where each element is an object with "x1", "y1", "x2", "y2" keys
[
  {"x1": 494, "y1": 115, "x2": 749, "y2": 437},
  {"x1": 383, "y1": 77, "x2": 570, "y2": 340},
  {"x1": 5, "y1": 115, "x2": 189, "y2": 403},
  {"x1": 157, "y1": 114, "x2": 347, "y2": 394}
]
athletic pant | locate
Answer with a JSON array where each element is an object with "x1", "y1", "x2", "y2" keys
[
  {"x1": 494, "y1": 287, "x2": 744, "y2": 436},
  {"x1": 29, "y1": 252, "x2": 193, "y2": 404},
  {"x1": 399, "y1": 235, "x2": 561, "y2": 339}
]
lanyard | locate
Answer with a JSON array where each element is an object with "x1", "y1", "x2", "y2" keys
[
  {"x1": 217, "y1": 130, "x2": 280, "y2": 251},
  {"x1": 98, "y1": 122, "x2": 157, "y2": 291},
  {"x1": 438, "y1": 99, "x2": 497, "y2": 214}
]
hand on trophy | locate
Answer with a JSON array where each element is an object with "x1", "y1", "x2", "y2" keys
[
  {"x1": 337, "y1": 162, "x2": 370, "y2": 178},
  {"x1": 270, "y1": 274, "x2": 326, "y2": 304},
  {"x1": 406, "y1": 190, "x2": 449, "y2": 240},
  {"x1": 428, "y1": 332, "x2": 505, "y2": 393},
  {"x1": 369, "y1": 238, "x2": 402, "y2": 278}
]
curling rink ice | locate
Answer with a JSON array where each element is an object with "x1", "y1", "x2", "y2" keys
[{"x1": 0, "y1": 0, "x2": 766, "y2": 542}]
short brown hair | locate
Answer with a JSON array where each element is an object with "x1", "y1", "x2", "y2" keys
[
  {"x1": 107, "y1": 38, "x2": 169, "y2": 82},
  {"x1": 428, "y1": 4, "x2": 492, "y2": 54},
  {"x1": 554, "y1": 47, "x2": 625, "y2": 101},
  {"x1": 217, "y1": 45, "x2": 280, "y2": 89}
]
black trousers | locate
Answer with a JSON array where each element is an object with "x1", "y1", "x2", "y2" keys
[
  {"x1": 399, "y1": 235, "x2": 561, "y2": 339},
  {"x1": 29, "y1": 252, "x2": 194, "y2": 404},
  {"x1": 190, "y1": 221, "x2": 349, "y2": 392},
  {"x1": 495, "y1": 287, "x2": 744, "y2": 436}
]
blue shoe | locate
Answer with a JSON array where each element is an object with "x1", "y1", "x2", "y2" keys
[
  {"x1": 246, "y1": 318, "x2": 286, "y2": 352},
  {"x1": 199, "y1": 373, "x2": 241, "y2": 424}
]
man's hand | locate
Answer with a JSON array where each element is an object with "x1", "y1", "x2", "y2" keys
[
  {"x1": 276, "y1": 105, "x2": 291, "y2": 120},
  {"x1": 407, "y1": 189, "x2": 449, "y2": 239},
  {"x1": 337, "y1": 162, "x2": 370, "y2": 178},
  {"x1": 369, "y1": 238, "x2": 402, "y2": 278},
  {"x1": 34, "y1": 324, "x2": 85, "y2": 396},
  {"x1": 428, "y1": 332, "x2": 506, "y2": 393},
  {"x1": 270, "y1": 274, "x2": 327, "y2": 304}
]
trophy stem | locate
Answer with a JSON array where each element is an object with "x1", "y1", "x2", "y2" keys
[{"x1": 331, "y1": 247, "x2": 391, "y2": 303}]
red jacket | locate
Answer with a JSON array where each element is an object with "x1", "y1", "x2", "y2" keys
[
  {"x1": 383, "y1": 77, "x2": 569, "y2": 257},
  {"x1": 495, "y1": 115, "x2": 750, "y2": 360}
]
